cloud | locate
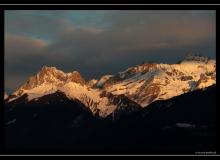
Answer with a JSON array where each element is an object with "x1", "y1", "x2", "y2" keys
[
  {"x1": 4, "y1": 10, "x2": 216, "y2": 92},
  {"x1": 106, "y1": 10, "x2": 215, "y2": 47},
  {"x1": 4, "y1": 74, "x2": 28, "y2": 93},
  {"x1": 5, "y1": 33, "x2": 47, "y2": 58}
]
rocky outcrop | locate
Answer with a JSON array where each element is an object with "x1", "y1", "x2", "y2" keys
[
  {"x1": 14, "y1": 66, "x2": 85, "y2": 96},
  {"x1": 86, "y1": 79, "x2": 98, "y2": 88}
]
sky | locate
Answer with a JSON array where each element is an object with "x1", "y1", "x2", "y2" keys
[{"x1": 4, "y1": 10, "x2": 216, "y2": 93}]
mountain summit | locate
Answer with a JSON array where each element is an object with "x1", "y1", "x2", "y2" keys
[
  {"x1": 178, "y1": 54, "x2": 214, "y2": 64},
  {"x1": 13, "y1": 66, "x2": 85, "y2": 97}
]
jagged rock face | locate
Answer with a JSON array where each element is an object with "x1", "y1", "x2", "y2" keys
[
  {"x1": 23, "y1": 66, "x2": 66, "y2": 89},
  {"x1": 68, "y1": 71, "x2": 85, "y2": 85},
  {"x1": 179, "y1": 76, "x2": 193, "y2": 81},
  {"x1": 102, "y1": 63, "x2": 158, "y2": 88},
  {"x1": 86, "y1": 79, "x2": 98, "y2": 88},
  {"x1": 179, "y1": 54, "x2": 212, "y2": 64},
  {"x1": 96, "y1": 75, "x2": 113, "y2": 88},
  {"x1": 14, "y1": 66, "x2": 85, "y2": 96},
  {"x1": 195, "y1": 73, "x2": 215, "y2": 89},
  {"x1": 134, "y1": 82, "x2": 160, "y2": 106},
  {"x1": 100, "y1": 91, "x2": 142, "y2": 120}
]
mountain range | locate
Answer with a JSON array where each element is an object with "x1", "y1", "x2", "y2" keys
[
  {"x1": 4, "y1": 54, "x2": 216, "y2": 152},
  {"x1": 5, "y1": 54, "x2": 216, "y2": 117}
]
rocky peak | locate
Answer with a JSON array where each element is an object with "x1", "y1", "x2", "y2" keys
[
  {"x1": 126, "y1": 62, "x2": 157, "y2": 73},
  {"x1": 37, "y1": 66, "x2": 85, "y2": 85},
  {"x1": 100, "y1": 63, "x2": 158, "y2": 89},
  {"x1": 14, "y1": 66, "x2": 85, "y2": 95},
  {"x1": 86, "y1": 79, "x2": 98, "y2": 87},
  {"x1": 67, "y1": 71, "x2": 85, "y2": 85},
  {"x1": 40, "y1": 66, "x2": 57, "y2": 73},
  {"x1": 179, "y1": 53, "x2": 212, "y2": 64},
  {"x1": 38, "y1": 66, "x2": 66, "y2": 79}
]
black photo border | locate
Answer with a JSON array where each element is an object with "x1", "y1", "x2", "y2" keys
[{"x1": 0, "y1": 4, "x2": 219, "y2": 156}]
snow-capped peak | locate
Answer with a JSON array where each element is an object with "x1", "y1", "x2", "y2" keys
[
  {"x1": 37, "y1": 66, "x2": 85, "y2": 85},
  {"x1": 13, "y1": 66, "x2": 85, "y2": 97}
]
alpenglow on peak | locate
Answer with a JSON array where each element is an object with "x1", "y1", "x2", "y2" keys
[{"x1": 13, "y1": 66, "x2": 85, "y2": 96}]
